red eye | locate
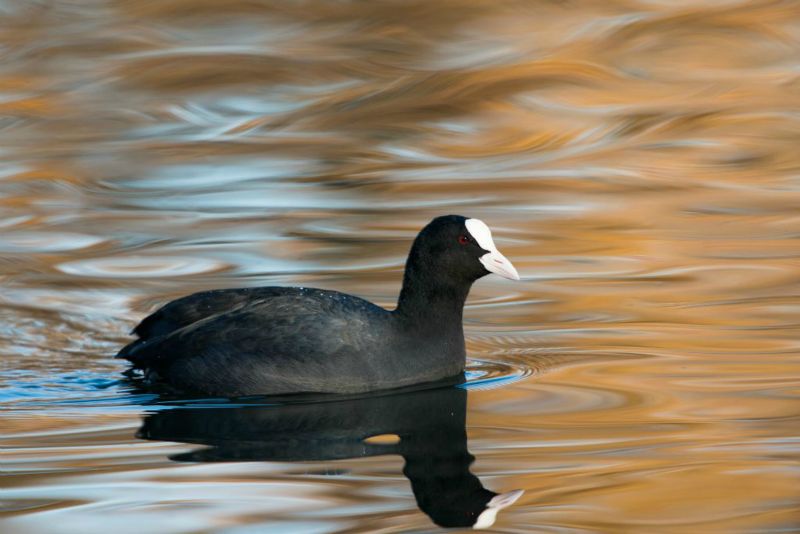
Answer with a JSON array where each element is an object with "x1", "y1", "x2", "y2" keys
[{"x1": 458, "y1": 234, "x2": 469, "y2": 245}]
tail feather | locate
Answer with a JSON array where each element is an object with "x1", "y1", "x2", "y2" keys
[{"x1": 116, "y1": 336, "x2": 155, "y2": 364}]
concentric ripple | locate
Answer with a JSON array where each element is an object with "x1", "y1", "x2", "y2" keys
[{"x1": 464, "y1": 358, "x2": 535, "y2": 390}]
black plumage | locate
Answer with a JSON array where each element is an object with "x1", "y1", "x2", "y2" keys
[{"x1": 117, "y1": 215, "x2": 518, "y2": 396}]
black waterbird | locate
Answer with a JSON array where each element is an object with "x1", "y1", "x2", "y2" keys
[{"x1": 117, "y1": 215, "x2": 520, "y2": 396}]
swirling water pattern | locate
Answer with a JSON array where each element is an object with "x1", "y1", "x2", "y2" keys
[{"x1": 1, "y1": 1, "x2": 799, "y2": 532}]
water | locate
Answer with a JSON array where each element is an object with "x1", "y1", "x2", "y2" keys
[{"x1": 1, "y1": 1, "x2": 799, "y2": 532}]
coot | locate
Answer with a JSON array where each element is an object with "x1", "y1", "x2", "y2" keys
[{"x1": 117, "y1": 215, "x2": 519, "y2": 396}]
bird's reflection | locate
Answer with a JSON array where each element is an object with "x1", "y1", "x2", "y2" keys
[{"x1": 137, "y1": 385, "x2": 522, "y2": 529}]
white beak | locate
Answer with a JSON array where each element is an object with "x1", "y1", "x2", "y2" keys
[
  {"x1": 465, "y1": 218, "x2": 520, "y2": 281},
  {"x1": 478, "y1": 248, "x2": 520, "y2": 281}
]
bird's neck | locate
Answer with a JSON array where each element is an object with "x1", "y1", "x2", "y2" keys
[{"x1": 394, "y1": 260, "x2": 472, "y2": 329}]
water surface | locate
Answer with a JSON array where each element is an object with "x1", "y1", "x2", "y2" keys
[{"x1": 2, "y1": 1, "x2": 799, "y2": 532}]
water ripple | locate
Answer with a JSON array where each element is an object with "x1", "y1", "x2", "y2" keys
[{"x1": 2, "y1": 0, "x2": 799, "y2": 532}]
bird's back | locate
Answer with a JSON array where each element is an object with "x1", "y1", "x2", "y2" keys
[{"x1": 118, "y1": 287, "x2": 404, "y2": 395}]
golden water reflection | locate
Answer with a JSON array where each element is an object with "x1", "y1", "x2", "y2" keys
[{"x1": 1, "y1": 0, "x2": 799, "y2": 532}]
